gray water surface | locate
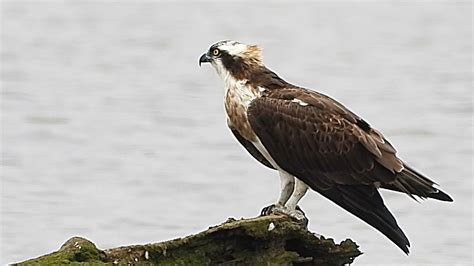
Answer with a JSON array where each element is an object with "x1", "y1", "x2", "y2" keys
[{"x1": 1, "y1": 2, "x2": 472, "y2": 265}]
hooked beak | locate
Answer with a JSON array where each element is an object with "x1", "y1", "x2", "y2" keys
[{"x1": 199, "y1": 53, "x2": 211, "y2": 66}]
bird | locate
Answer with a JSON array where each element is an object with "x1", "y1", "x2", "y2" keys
[{"x1": 199, "y1": 40, "x2": 453, "y2": 254}]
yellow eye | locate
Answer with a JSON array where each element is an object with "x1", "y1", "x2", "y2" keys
[{"x1": 212, "y1": 49, "x2": 220, "y2": 56}]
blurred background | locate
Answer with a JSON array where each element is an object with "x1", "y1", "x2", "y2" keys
[{"x1": 1, "y1": 1, "x2": 472, "y2": 265}]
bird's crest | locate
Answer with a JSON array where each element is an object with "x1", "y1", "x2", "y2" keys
[
  {"x1": 243, "y1": 45, "x2": 263, "y2": 63},
  {"x1": 215, "y1": 40, "x2": 263, "y2": 64}
]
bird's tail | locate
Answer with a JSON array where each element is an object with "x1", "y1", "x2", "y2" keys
[
  {"x1": 313, "y1": 184, "x2": 411, "y2": 254},
  {"x1": 382, "y1": 165, "x2": 453, "y2": 202}
]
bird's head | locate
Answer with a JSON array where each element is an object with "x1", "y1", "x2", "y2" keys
[{"x1": 199, "y1": 40, "x2": 263, "y2": 80}]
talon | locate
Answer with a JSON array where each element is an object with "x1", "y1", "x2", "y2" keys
[
  {"x1": 295, "y1": 205, "x2": 306, "y2": 216},
  {"x1": 260, "y1": 204, "x2": 276, "y2": 216},
  {"x1": 260, "y1": 204, "x2": 286, "y2": 216}
]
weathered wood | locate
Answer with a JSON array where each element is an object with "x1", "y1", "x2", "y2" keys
[{"x1": 15, "y1": 215, "x2": 361, "y2": 265}]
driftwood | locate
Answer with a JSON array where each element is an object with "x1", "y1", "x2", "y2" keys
[{"x1": 15, "y1": 215, "x2": 361, "y2": 265}]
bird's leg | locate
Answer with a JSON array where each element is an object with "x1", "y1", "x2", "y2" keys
[
  {"x1": 261, "y1": 171, "x2": 294, "y2": 216},
  {"x1": 277, "y1": 171, "x2": 295, "y2": 206},
  {"x1": 261, "y1": 177, "x2": 309, "y2": 226},
  {"x1": 286, "y1": 178, "x2": 308, "y2": 210},
  {"x1": 285, "y1": 179, "x2": 309, "y2": 223}
]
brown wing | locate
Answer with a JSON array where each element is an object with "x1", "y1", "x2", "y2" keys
[
  {"x1": 247, "y1": 89, "x2": 411, "y2": 253},
  {"x1": 252, "y1": 88, "x2": 452, "y2": 201},
  {"x1": 263, "y1": 87, "x2": 404, "y2": 173},
  {"x1": 248, "y1": 88, "x2": 403, "y2": 186}
]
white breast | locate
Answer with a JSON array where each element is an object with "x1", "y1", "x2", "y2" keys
[
  {"x1": 224, "y1": 76, "x2": 259, "y2": 108},
  {"x1": 212, "y1": 59, "x2": 260, "y2": 109}
]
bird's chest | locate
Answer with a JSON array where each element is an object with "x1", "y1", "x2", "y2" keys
[{"x1": 224, "y1": 80, "x2": 260, "y2": 142}]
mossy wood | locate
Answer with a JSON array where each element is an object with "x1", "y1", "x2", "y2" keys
[{"x1": 15, "y1": 215, "x2": 361, "y2": 265}]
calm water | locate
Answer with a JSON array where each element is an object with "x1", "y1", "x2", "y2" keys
[{"x1": 1, "y1": 2, "x2": 472, "y2": 265}]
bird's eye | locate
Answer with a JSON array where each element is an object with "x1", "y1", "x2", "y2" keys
[{"x1": 212, "y1": 49, "x2": 220, "y2": 56}]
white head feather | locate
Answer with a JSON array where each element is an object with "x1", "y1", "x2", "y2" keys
[{"x1": 214, "y1": 40, "x2": 248, "y2": 56}]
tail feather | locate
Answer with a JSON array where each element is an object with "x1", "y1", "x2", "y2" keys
[
  {"x1": 382, "y1": 165, "x2": 453, "y2": 202},
  {"x1": 313, "y1": 184, "x2": 411, "y2": 254}
]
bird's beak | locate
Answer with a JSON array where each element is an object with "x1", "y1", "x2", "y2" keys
[{"x1": 199, "y1": 53, "x2": 211, "y2": 67}]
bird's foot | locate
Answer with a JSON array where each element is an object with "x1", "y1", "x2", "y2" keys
[
  {"x1": 260, "y1": 204, "x2": 308, "y2": 227},
  {"x1": 260, "y1": 203, "x2": 284, "y2": 216}
]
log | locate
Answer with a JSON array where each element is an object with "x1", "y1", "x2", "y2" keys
[{"x1": 15, "y1": 215, "x2": 361, "y2": 265}]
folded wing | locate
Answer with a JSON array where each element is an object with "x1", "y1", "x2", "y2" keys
[{"x1": 247, "y1": 88, "x2": 412, "y2": 253}]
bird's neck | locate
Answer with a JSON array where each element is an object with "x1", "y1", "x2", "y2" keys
[
  {"x1": 223, "y1": 73, "x2": 262, "y2": 107},
  {"x1": 223, "y1": 74, "x2": 260, "y2": 142},
  {"x1": 218, "y1": 66, "x2": 288, "y2": 93}
]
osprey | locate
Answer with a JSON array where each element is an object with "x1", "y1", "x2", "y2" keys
[{"x1": 199, "y1": 40, "x2": 452, "y2": 254}]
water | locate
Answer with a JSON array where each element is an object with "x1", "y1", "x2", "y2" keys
[{"x1": 1, "y1": 2, "x2": 472, "y2": 265}]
